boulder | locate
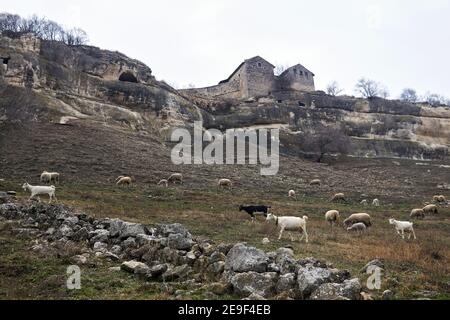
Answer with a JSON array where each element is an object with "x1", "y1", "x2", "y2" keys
[
  {"x1": 109, "y1": 219, "x2": 148, "y2": 239},
  {"x1": 162, "y1": 264, "x2": 193, "y2": 281},
  {"x1": 276, "y1": 273, "x2": 296, "y2": 293},
  {"x1": 147, "y1": 264, "x2": 169, "y2": 279},
  {"x1": 157, "y1": 223, "x2": 191, "y2": 238},
  {"x1": 297, "y1": 265, "x2": 339, "y2": 298},
  {"x1": 58, "y1": 225, "x2": 74, "y2": 238},
  {"x1": 93, "y1": 242, "x2": 108, "y2": 252},
  {"x1": 89, "y1": 229, "x2": 110, "y2": 243},
  {"x1": 71, "y1": 227, "x2": 89, "y2": 241},
  {"x1": 225, "y1": 243, "x2": 269, "y2": 273},
  {"x1": 165, "y1": 233, "x2": 194, "y2": 251},
  {"x1": 121, "y1": 260, "x2": 149, "y2": 273},
  {"x1": 122, "y1": 237, "x2": 137, "y2": 249},
  {"x1": 310, "y1": 278, "x2": 362, "y2": 300},
  {"x1": 230, "y1": 272, "x2": 278, "y2": 298}
]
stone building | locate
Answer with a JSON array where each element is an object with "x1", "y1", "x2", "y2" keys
[{"x1": 181, "y1": 56, "x2": 315, "y2": 100}]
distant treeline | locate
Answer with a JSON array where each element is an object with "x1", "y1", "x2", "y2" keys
[{"x1": 0, "y1": 12, "x2": 88, "y2": 46}]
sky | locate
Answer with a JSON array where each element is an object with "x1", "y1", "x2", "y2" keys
[{"x1": 1, "y1": 0, "x2": 449, "y2": 98}]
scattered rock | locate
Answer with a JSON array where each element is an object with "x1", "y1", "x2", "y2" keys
[
  {"x1": 231, "y1": 272, "x2": 278, "y2": 298},
  {"x1": 93, "y1": 242, "x2": 108, "y2": 252},
  {"x1": 310, "y1": 278, "x2": 362, "y2": 300},
  {"x1": 162, "y1": 264, "x2": 193, "y2": 281},
  {"x1": 276, "y1": 273, "x2": 296, "y2": 293},
  {"x1": 225, "y1": 243, "x2": 269, "y2": 273},
  {"x1": 121, "y1": 260, "x2": 149, "y2": 273}
]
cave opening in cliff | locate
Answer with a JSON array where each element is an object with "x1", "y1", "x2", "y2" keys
[
  {"x1": 119, "y1": 71, "x2": 138, "y2": 83},
  {"x1": 298, "y1": 101, "x2": 306, "y2": 107},
  {"x1": 1, "y1": 57, "x2": 10, "y2": 65}
]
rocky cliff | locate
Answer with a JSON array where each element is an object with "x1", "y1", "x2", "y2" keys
[{"x1": 1, "y1": 33, "x2": 449, "y2": 160}]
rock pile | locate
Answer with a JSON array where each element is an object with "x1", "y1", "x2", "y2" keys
[{"x1": 0, "y1": 202, "x2": 362, "y2": 300}]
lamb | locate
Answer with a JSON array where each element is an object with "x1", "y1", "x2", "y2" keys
[
  {"x1": 310, "y1": 179, "x2": 321, "y2": 186},
  {"x1": 266, "y1": 213, "x2": 309, "y2": 243},
  {"x1": 116, "y1": 176, "x2": 132, "y2": 186},
  {"x1": 389, "y1": 219, "x2": 416, "y2": 240},
  {"x1": 325, "y1": 210, "x2": 340, "y2": 227},
  {"x1": 218, "y1": 179, "x2": 232, "y2": 189},
  {"x1": 372, "y1": 199, "x2": 380, "y2": 207},
  {"x1": 157, "y1": 179, "x2": 169, "y2": 188},
  {"x1": 40, "y1": 171, "x2": 60, "y2": 184},
  {"x1": 331, "y1": 193, "x2": 346, "y2": 203},
  {"x1": 168, "y1": 173, "x2": 183, "y2": 185},
  {"x1": 423, "y1": 204, "x2": 438, "y2": 215},
  {"x1": 343, "y1": 213, "x2": 372, "y2": 228},
  {"x1": 288, "y1": 190, "x2": 296, "y2": 198},
  {"x1": 22, "y1": 182, "x2": 57, "y2": 203},
  {"x1": 410, "y1": 209, "x2": 425, "y2": 219},
  {"x1": 360, "y1": 200, "x2": 368, "y2": 206},
  {"x1": 346, "y1": 222, "x2": 367, "y2": 234}
]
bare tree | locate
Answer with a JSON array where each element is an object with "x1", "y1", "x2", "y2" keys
[
  {"x1": 299, "y1": 125, "x2": 352, "y2": 163},
  {"x1": 355, "y1": 78, "x2": 385, "y2": 98},
  {"x1": 424, "y1": 93, "x2": 449, "y2": 106},
  {"x1": 274, "y1": 64, "x2": 289, "y2": 76},
  {"x1": 400, "y1": 88, "x2": 418, "y2": 103},
  {"x1": 42, "y1": 20, "x2": 64, "y2": 41},
  {"x1": 326, "y1": 81, "x2": 344, "y2": 96}
]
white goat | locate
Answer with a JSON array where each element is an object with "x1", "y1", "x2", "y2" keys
[
  {"x1": 22, "y1": 182, "x2": 57, "y2": 203},
  {"x1": 372, "y1": 199, "x2": 380, "y2": 207},
  {"x1": 266, "y1": 213, "x2": 309, "y2": 243},
  {"x1": 288, "y1": 190, "x2": 296, "y2": 199},
  {"x1": 157, "y1": 179, "x2": 169, "y2": 188},
  {"x1": 218, "y1": 179, "x2": 232, "y2": 189},
  {"x1": 361, "y1": 200, "x2": 368, "y2": 206},
  {"x1": 389, "y1": 219, "x2": 416, "y2": 240}
]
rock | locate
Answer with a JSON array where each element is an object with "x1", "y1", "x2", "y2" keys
[
  {"x1": 46, "y1": 227, "x2": 55, "y2": 235},
  {"x1": 262, "y1": 238, "x2": 270, "y2": 245},
  {"x1": 297, "y1": 265, "x2": 338, "y2": 298},
  {"x1": 276, "y1": 247, "x2": 294, "y2": 258},
  {"x1": 361, "y1": 259, "x2": 384, "y2": 273},
  {"x1": 101, "y1": 252, "x2": 120, "y2": 262},
  {"x1": 202, "y1": 282, "x2": 232, "y2": 296},
  {"x1": 207, "y1": 261, "x2": 226, "y2": 276},
  {"x1": 243, "y1": 293, "x2": 267, "y2": 300},
  {"x1": 209, "y1": 251, "x2": 226, "y2": 264},
  {"x1": 162, "y1": 264, "x2": 193, "y2": 281},
  {"x1": 109, "y1": 219, "x2": 148, "y2": 239},
  {"x1": 58, "y1": 225, "x2": 74, "y2": 238},
  {"x1": 64, "y1": 216, "x2": 79, "y2": 226},
  {"x1": 110, "y1": 245, "x2": 122, "y2": 255},
  {"x1": 109, "y1": 267, "x2": 121, "y2": 272},
  {"x1": 225, "y1": 243, "x2": 269, "y2": 273},
  {"x1": 72, "y1": 227, "x2": 89, "y2": 241},
  {"x1": 89, "y1": 229, "x2": 110, "y2": 243},
  {"x1": 166, "y1": 233, "x2": 194, "y2": 251},
  {"x1": 134, "y1": 264, "x2": 151, "y2": 276},
  {"x1": 121, "y1": 260, "x2": 149, "y2": 273},
  {"x1": 147, "y1": 264, "x2": 169, "y2": 279},
  {"x1": 276, "y1": 273, "x2": 296, "y2": 293},
  {"x1": 93, "y1": 242, "x2": 108, "y2": 252},
  {"x1": 215, "y1": 243, "x2": 234, "y2": 255},
  {"x1": 268, "y1": 263, "x2": 280, "y2": 273},
  {"x1": 122, "y1": 237, "x2": 137, "y2": 249},
  {"x1": 230, "y1": 272, "x2": 278, "y2": 298},
  {"x1": 157, "y1": 223, "x2": 191, "y2": 238},
  {"x1": 71, "y1": 255, "x2": 88, "y2": 265},
  {"x1": 136, "y1": 234, "x2": 157, "y2": 247},
  {"x1": 199, "y1": 242, "x2": 215, "y2": 256},
  {"x1": 186, "y1": 251, "x2": 197, "y2": 261},
  {"x1": 382, "y1": 289, "x2": 394, "y2": 300},
  {"x1": 310, "y1": 278, "x2": 362, "y2": 300}
]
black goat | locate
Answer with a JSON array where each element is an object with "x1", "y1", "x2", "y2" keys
[{"x1": 239, "y1": 205, "x2": 271, "y2": 221}]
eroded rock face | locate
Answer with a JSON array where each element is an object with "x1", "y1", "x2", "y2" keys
[{"x1": 230, "y1": 272, "x2": 278, "y2": 298}]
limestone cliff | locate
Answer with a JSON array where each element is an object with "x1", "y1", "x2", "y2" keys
[{"x1": 1, "y1": 33, "x2": 449, "y2": 160}]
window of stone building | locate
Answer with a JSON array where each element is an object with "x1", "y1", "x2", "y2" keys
[
  {"x1": 257, "y1": 62, "x2": 262, "y2": 68},
  {"x1": 305, "y1": 72, "x2": 309, "y2": 79},
  {"x1": 300, "y1": 71, "x2": 303, "y2": 76},
  {"x1": 293, "y1": 68, "x2": 297, "y2": 74},
  {"x1": 298, "y1": 101, "x2": 306, "y2": 107}
]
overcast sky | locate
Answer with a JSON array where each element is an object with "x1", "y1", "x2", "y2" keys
[{"x1": 1, "y1": 0, "x2": 449, "y2": 98}]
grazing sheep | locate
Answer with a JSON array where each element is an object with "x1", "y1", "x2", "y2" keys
[
  {"x1": 266, "y1": 213, "x2": 309, "y2": 243},
  {"x1": 423, "y1": 204, "x2": 438, "y2": 215},
  {"x1": 331, "y1": 193, "x2": 346, "y2": 203},
  {"x1": 40, "y1": 171, "x2": 60, "y2": 184},
  {"x1": 343, "y1": 213, "x2": 372, "y2": 228},
  {"x1": 116, "y1": 176, "x2": 132, "y2": 187},
  {"x1": 157, "y1": 179, "x2": 169, "y2": 188},
  {"x1": 168, "y1": 173, "x2": 183, "y2": 185},
  {"x1": 433, "y1": 195, "x2": 447, "y2": 203},
  {"x1": 372, "y1": 199, "x2": 380, "y2": 207},
  {"x1": 325, "y1": 210, "x2": 340, "y2": 227},
  {"x1": 361, "y1": 200, "x2": 368, "y2": 206},
  {"x1": 346, "y1": 222, "x2": 367, "y2": 234},
  {"x1": 218, "y1": 179, "x2": 232, "y2": 189},
  {"x1": 410, "y1": 209, "x2": 425, "y2": 220},
  {"x1": 389, "y1": 219, "x2": 416, "y2": 240},
  {"x1": 22, "y1": 182, "x2": 57, "y2": 203},
  {"x1": 288, "y1": 190, "x2": 296, "y2": 198},
  {"x1": 310, "y1": 179, "x2": 321, "y2": 186}
]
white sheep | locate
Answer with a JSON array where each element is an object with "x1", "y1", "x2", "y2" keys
[
  {"x1": 410, "y1": 208, "x2": 425, "y2": 220},
  {"x1": 423, "y1": 204, "x2": 438, "y2": 215},
  {"x1": 157, "y1": 179, "x2": 169, "y2": 188},
  {"x1": 288, "y1": 190, "x2": 296, "y2": 199},
  {"x1": 389, "y1": 219, "x2": 416, "y2": 240},
  {"x1": 40, "y1": 171, "x2": 60, "y2": 184},
  {"x1": 116, "y1": 176, "x2": 132, "y2": 186},
  {"x1": 325, "y1": 210, "x2": 340, "y2": 227},
  {"x1": 346, "y1": 222, "x2": 367, "y2": 234},
  {"x1": 168, "y1": 173, "x2": 183, "y2": 185},
  {"x1": 361, "y1": 200, "x2": 368, "y2": 206},
  {"x1": 218, "y1": 179, "x2": 232, "y2": 189},
  {"x1": 372, "y1": 199, "x2": 380, "y2": 207},
  {"x1": 266, "y1": 213, "x2": 309, "y2": 243},
  {"x1": 331, "y1": 193, "x2": 346, "y2": 202},
  {"x1": 22, "y1": 182, "x2": 57, "y2": 203},
  {"x1": 310, "y1": 179, "x2": 321, "y2": 186}
]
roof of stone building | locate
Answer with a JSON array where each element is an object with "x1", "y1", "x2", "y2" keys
[
  {"x1": 218, "y1": 56, "x2": 275, "y2": 84},
  {"x1": 280, "y1": 64, "x2": 315, "y2": 77}
]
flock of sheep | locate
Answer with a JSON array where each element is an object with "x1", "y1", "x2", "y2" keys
[{"x1": 19, "y1": 171, "x2": 448, "y2": 244}]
